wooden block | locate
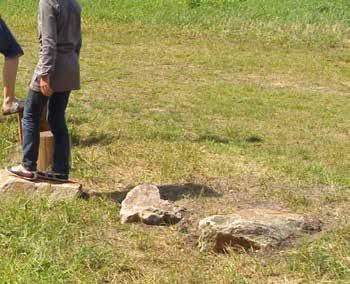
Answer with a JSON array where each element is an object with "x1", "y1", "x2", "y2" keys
[{"x1": 37, "y1": 131, "x2": 54, "y2": 171}]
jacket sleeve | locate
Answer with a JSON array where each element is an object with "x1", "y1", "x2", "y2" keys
[{"x1": 37, "y1": 0, "x2": 58, "y2": 77}]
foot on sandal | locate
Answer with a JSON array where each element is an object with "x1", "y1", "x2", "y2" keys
[
  {"x1": 37, "y1": 171, "x2": 69, "y2": 182},
  {"x1": 6, "y1": 165, "x2": 37, "y2": 181},
  {"x1": 2, "y1": 99, "x2": 25, "y2": 116}
]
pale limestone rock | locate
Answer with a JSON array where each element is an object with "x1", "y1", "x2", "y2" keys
[
  {"x1": 198, "y1": 209, "x2": 322, "y2": 252},
  {"x1": 0, "y1": 170, "x2": 82, "y2": 201},
  {"x1": 120, "y1": 184, "x2": 184, "y2": 225}
]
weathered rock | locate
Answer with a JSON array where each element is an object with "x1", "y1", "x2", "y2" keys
[
  {"x1": 0, "y1": 170, "x2": 82, "y2": 201},
  {"x1": 120, "y1": 184, "x2": 184, "y2": 225},
  {"x1": 198, "y1": 209, "x2": 322, "y2": 252}
]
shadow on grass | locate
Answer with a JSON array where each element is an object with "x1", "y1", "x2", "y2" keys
[
  {"x1": 85, "y1": 183, "x2": 221, "y2": 203},
  {"x1": 70, "y1": 129, "x2": 263, "y2": 147},
  {"x1": 245, "y1": 135, "x2": 263, "y2": 143},
  {"x1": 188, "y1": 133, "x2": 264, "y2": 145},
  {"x1": 194, "y1": 134, "x2": 231, "y2": 144},
  {"x1": 158, "y1": 183, "x2": 222, "y2": 201},
  {"x1": 71, "y1": 131, "x2": 116, "y2": 147}
]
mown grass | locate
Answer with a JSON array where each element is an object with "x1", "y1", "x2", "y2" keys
[{"x1": 0, "y1": 0, "x2": 349, "y2": 283}]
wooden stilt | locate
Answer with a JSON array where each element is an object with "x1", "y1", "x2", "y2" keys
[
  {"x1": 40, "y1": 104, "x2": 50, "y2": 132},
  {"x1": 16, "y1": 111, "x2": 23, "y2": 144},
  {"x1": 38, "y1": 104, "x2": 53, "y2": 171}
]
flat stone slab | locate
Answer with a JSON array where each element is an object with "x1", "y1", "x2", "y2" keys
[
  {"x1": 198, "y1": 209, "x2": 322, "y2": 252},
  {"x1": 0, "y1": 170, "x2": 82, "y2": 201},
  {"x1": 120, "y1": 184, "x2": 185, "y2": 225}
]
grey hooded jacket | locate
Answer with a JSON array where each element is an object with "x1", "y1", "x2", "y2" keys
[{"x1": 30, "y1": 0, "x2": 81, "y2": 92}]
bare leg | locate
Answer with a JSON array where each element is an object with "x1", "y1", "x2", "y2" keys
[{"x1": 2, "y1": 55, "x2": 19, "y2": 111}]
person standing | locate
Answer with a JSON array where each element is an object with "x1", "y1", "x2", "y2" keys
[
  {"x1": 0, "y1": 16, "x2": 24, "y2": 115},
  {"x1": 7, "y1": 0, "x2": 82, "y2": 181}
]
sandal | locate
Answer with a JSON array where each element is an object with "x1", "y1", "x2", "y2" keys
[
  {"x1": 2, "y1": 100, "x2": 25, "y2": 116},
  {"x1": 37, "y1": 171, "x2": 69, "y2": 182},
  {"x1": 6, "y1": 165, "x2": 37, "y2": 181}
]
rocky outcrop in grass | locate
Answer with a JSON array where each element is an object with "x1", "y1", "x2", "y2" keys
[
  {"x1": 120, "y1": 184, "x2": 185, "y2": 225},
  {"x1": 0, "y1": 170, "x2": 82, "y2": 201},
  {"x1": 198, "y1": 209, "x2": 322, "y2": 252}
]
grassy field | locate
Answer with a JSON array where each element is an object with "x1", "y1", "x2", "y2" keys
[{"x1": 0, "y1": 0, "x2": 349, "y2": 283}]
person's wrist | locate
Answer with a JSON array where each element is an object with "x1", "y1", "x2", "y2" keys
[{"x1": 41, "y1": 74, "x2": 50, "y2": 81}]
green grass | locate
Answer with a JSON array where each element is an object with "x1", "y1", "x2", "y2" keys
[
  {"x1": 0, "y1": 199, "x2": 348, "y2": 283},
  {"x1": 0, "y1": 0, "x2": 349, "y2": 282},
  {"x1": 2, "y1": 0, "x2": 350, "y2": 47}
]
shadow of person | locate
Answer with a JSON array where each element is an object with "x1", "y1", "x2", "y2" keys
[
  {"x1": 71, "y1": 131, "x2": 117, "y2": 147},
  {"x1": 158, "y1": 183, "x2": 222, "y2": 201},
  {"x1": 85, "y1": 183, "x2": 221, "y2": 203}
]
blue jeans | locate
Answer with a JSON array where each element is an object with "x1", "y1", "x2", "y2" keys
[
  {"x1": 22, "y1": 89, "x2": 71, "y2": 175},
  {"x1": 0, "y1": 18, "x2": 23, "y2": 58}
]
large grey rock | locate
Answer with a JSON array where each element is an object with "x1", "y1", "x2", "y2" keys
[
  {"x1": 0, "y1": 170, "x2": 82, "y2": 201},
  {"x1": 120, "y1": 184, "x2": 184, "y2": 225},
  {"x1": 198, "y1": 209, "x2": 322, "y2": 252}
]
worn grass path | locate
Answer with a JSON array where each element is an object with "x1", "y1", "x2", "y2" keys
[{"x1": 0, "y1": 0, "x2": 349, "y2": 283}]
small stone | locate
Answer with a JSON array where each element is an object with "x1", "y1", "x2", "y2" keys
[
  {"x1": 0, "y1": 170, "x2": 82, "y2": 201},
  {"x1": 120, "y1": 184, "x2": 184, "y2": 225},
  {"x1": 198, "y1": 209, "x2": 322, "y2": 252}
]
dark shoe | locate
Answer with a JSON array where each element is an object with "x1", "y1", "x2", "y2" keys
[
  {"x1": 37, "y1": 171, "x2": 69, "y2": 182},
  {"x1": 6, "y1": 165, "x2": 37, "y2": 181}
]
